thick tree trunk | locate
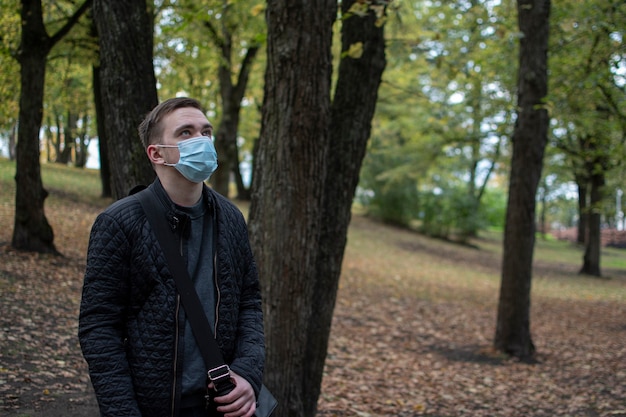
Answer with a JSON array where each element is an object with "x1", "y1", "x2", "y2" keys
[
  {"x1": 580, "y1": 172, "x2": 604, "y2": 276},
  {"x1": 13, "y1": 0, "x2": 56, "y2": 254},
  {"x1": 12, "y1": 0, "x2": 91, "y2": 253},
  {"x1": 13, "y1": 7, "x2": 57, "y2": 254},
  {"x1": 309, "y1": 1, "x2": 387, "y2": 415},
  {"x1": 93, "y1": 0, "x2": 157, "y2": 199},
  {"x1": 494, "y1": 0, "x2": 550, "y2": 361},
  {"x1": 248, "y1": 1, "x2": 336, "y2": 416},
  {"x1": 250, "y1": 1, "x2": 387, "y2": 416}
]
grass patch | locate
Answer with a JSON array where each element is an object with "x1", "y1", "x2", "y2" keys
[
  {"x1": 1, "y1": 157, "x2": 108, "y2": 206},
  {"x1": 345, "y1": 215, "x2": 625, "y2": 304},
  {"x1": 2, "y1": 156, "x2": 624, "y2": 305}
]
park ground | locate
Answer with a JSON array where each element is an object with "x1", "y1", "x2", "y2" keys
[{"x1": 1, "y1": 161, "x2": 625, "y2": 417}]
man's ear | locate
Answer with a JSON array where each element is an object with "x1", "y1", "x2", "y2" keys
[{"x1": 146, "y1": 144, "x2": 165, "y2": 164}]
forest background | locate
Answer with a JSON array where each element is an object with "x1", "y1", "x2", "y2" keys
[
  {"x1": 1, "y1": 0, "x2": 625, "y2": 272},
  {"x1": 0, "y1": 159, "x2": 625, "y2": 416},
  {"x1": 0, "y1": 0, "x2": 625, "y2": 416}
]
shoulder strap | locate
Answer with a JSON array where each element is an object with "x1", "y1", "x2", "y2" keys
[{"x1": 134, "y1": 189, "x2": 232, "y2": 386}]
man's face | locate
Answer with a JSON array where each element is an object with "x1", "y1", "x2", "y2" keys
[{"x1": 158, "y1": 107, "x2": 214, "y2": 164}]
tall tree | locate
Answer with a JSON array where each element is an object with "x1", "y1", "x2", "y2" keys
[
  {"x1": 549, "y1": 0, "x2": 626, "y2": 276},
  {"x1": 92, "y1": 0, "x2": 157, "y2": 199},
  {"x1": 157, "y1": 0, "x2": 265, "y2": 199},
  {"x1": 249, "y1": 1, "x2": 387, "y2": 415},
  {"x1": 358, "y1": 0, "x2": 519, "y2": 238},
  {"x1": 93, "y1": 61, "x2": 112, "y2": 198},
  {"x1": 200, "y1": 1, "x2": 263, "y2": 198},
  {"x1": 311, "y1": 0, "x2": 387, "y2": 413},
  {"x1": 12, "y1": 0, "x2": 91, "y2": 254},
  {"x1": 494, "y1": 0, "x2": 551, "y2": 360}
]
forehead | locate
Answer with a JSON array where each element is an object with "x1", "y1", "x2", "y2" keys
[{"x1": 161, "y1": 107, "x2": 212, "y2": 132}]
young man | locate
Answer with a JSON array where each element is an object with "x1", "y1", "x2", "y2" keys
[{"x1": 79, "y1": 97, "x2": 264, "y2": 417}]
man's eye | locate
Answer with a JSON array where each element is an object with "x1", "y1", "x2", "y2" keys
[{"x1": 203, "y1": 131, "x2": 212, "y2": 137}]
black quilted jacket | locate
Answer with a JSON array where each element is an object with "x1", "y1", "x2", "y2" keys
[{"x1": 78, "y1": 179, "x2": 264, "y2": 417}]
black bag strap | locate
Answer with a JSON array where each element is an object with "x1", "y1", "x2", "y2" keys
[{"x1": 134, "y1": 188, "x2": 232, "y2": 387}]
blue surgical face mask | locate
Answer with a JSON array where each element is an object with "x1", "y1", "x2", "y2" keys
[{"x1": 157, "y1": 136, "x2": 218, "y2": 183}]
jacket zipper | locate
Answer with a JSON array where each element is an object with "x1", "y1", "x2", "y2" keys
[
  {"x1": 171, "y1": 216, "x2": 183, "y2": 416},
  {"x1": 213, "y1": 211, "x2": 220, "y2": 335},
  {"x1": 171, "y1": 294, "x2": 181, "y2": 416},
  {"x1": 213, "y1": 251, "x2": 220, "y2": 335}
]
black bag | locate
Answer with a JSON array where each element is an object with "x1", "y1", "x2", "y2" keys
[
  {"x1": 255, "y1": 385, "x2": 278, "y2": 417},
  {"x1": 136, "y1": 188, "x2": 277, "y2": 417}
]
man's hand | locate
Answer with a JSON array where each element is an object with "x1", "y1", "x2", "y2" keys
[{"x1": 210, "y1": 370, "x2": 256, "y2": 417}]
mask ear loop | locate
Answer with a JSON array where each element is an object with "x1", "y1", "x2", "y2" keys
[
  {"x1": 153, "y1": 144, "x2": 180, "y2": 167},
  {"x1": 148, "y1": 144, "x2": 177, "y2": 166}
]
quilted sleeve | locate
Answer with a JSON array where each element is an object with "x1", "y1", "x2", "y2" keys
[{"x1": 78, "y1": 209, "x2": 142, "y2": 417}]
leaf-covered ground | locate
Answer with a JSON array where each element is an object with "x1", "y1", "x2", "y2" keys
[{"x1": 1, "y1": 191, "x2": 625, "y2": 417}]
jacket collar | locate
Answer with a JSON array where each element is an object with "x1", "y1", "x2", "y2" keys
[{"x1": 149, "y1": 178, "x2": 216, "y2": 234}]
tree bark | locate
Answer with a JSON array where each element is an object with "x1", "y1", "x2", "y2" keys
[
  {"x1": 233, "y1": 152, "x2": 251, "y2": 200},
  {"x1": 92, "y1": 0, "x2": 157, "y2": 199},
  {"x1": 92, "y1": 61, "x2": 111, "y2": 198},
  {"x1": 309, "y1": 1, "x2": 386, "y2": 414},
  {"x1": 75, "y1": 114, "x2": 90, "y2": 169},
  {"x1": 208, "y1": 20, "x2": 260, "y2": 198},
  {"x1": 12, "y1": 0, "x2": 92, "y2": 254},
  {"x1": 13, "y1": 0, "x2": 56, "y2": 254},
  {"x1": 494, "y1": 0, "x2": 550, "y2": 361},
  {"x1": 248, "y1": 1, "x2": 336, "y2": 416},
  {"x1": 58, "y1": 110, "x2": 76, "y2": 165},
  {"x1": 580, "y1": 171, "x2": 604, "y2": 276},
  {"x1": 249, "y1": 1, "x2": 387, "y2": 415},
  {"x1": 576, "y1": 175, "x2": 588, "y2": 244},
  {"x1": 8, "y1": 123, "x2": 17, "y2": 161}
]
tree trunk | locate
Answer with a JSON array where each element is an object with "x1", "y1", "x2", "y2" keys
[
  {"x1": 538, "y1": 176, "x2": 549, "y2": 240},
  {"x1": 53, "y1": 113, "x2": 62, "y2": 162},
  {"x1": 13, "y1": 0, "x2": 57, "y2": 254},
  {"x1": 309, "y1": 1, "x2": 387, "y2": 415},
  {"x1": 494, "y1": 0, "x2": 550, "y2": 361},
  {"x1": 92, "y1": 61, "x2": 112, "y2": 198},
  {"x1": 249, "y1": 1, "x2": 387, "y2": 415},
  {"x1": 212, "y1": 105, "x2": 239, "y2": 197},
  {"x1": 12, "y1": 0, "x2": 91, "y2": 253},
  {"x1": 75, "y1": 114, "x2": 90, "y2": 168},
  {"x1": 233, "y1": 152, "x2": 251, "y2": 201},
  {"x1": 576, "y1": 178, "x2": 588, "y2": 244},
  {"x1": 580, "y1": 171, "x2": 604, "y2": 276},
  {"x1": 248, "y1": 1, "x2": 336, "y2": 416},
  {"x1": 210, "y1": 31, "x2": 259, "y2": 198},
  {"x1": 93, "y1": 0, "x2": 157, "y2": 199},
  {"x1": 58, "y1": 110, "x2": 76, "y2": 165},
  {"x1": 8, "y1": 123, "x2": 17, "y2": 161},
  {"x1": 44, "y1": 118, "x2": 53, "y2": 163}
]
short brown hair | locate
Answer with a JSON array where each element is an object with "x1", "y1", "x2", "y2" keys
[{"x1": 138, "y1": 97, "x2": 205, "y2": 149}]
